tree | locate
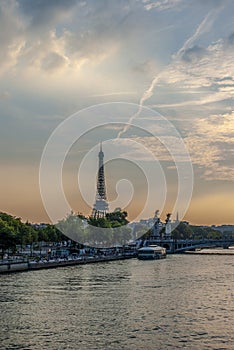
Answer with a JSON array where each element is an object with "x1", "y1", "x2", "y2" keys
[
  {"x1": 0, "y1": 218, "x2": 17, "y2": 256},
  {"x1": 57, "y1": 212, "x2": 86, "y2": 243},
  {"x1": 86, "y1": 209, "x2": 131, "y2": 247},
  {"x1": 112, "y1": 225, "x2": 132, "y2": 245},
  {"x1": 106, "y1": 209, "x2": 128, "y2": 226},
  {"x1": 172, "y1": 222, "x2": 193, "y2": 239}
]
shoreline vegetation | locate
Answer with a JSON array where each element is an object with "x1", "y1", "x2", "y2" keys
[
  {"x1": 0, "y1": 210, "x2": 132, "y2": 258},
  {"x1": 0, "y1": 211, "x2": 233, "y2": 274}
]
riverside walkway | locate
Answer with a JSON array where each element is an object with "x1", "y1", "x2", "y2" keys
[{"x1": 0, "y1": 254, "x2": 135, "y2": 274}]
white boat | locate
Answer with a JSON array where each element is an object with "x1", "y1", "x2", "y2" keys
[{"x1": 137, "y1": 245, "x2": 166, "y2": 260}]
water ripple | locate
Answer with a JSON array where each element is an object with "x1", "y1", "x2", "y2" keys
[{"x1": 0, "y1": 255, "x2": 233, "y2": 349}]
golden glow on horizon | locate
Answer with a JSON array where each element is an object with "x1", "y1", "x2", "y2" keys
[{"x1": 0, "y1": 164, "x2": 233, "y2": 226}]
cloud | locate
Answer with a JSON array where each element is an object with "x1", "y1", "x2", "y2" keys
[
  {"x1": 143, "y1": 0, "x2": 183, "y2": 11},
  {"x1": 0, "y1": 1, "x2": 25, "y2": 74},
  {"x1": 61, "y1": 27, "x2": 119, "y2": 68},
  {"x1": 181, "y1": 45, "x2": 208, "y2": 63},
  {"x1": 175, "y1": 5, "x2": 223, "y2": 59},
  {"x1": 0, "y1": 0, "x2": 232, "y2": 225},
  {"x1": 184, "y1": 111, "x2": 234, "y2": 181},
  {"x1": 131, "y1": 135, "x2": 190, "y2": 162},
  {"x1": 132, "y1": 59, "x2": 159, "y2": 77},
  {"x1": 41, "y1": 51, "x2": 68, "y2": 72},
  {"x1": 148, "y1": 35, "x2": 234, "y2": 110},
  {"x1": 0, "y1": 0, "x2": 136, "y2": 75},
  {"x1": 133, "y1": 0, "x2": 230, "y2": 117},
  {"x1": 0, "y1": 91, "x2": 11, "y2": 100},
  {"x1": 227, "y1": 32, "x2": 234, "y2": 46},
  {"x1": 18, "y1": 0, "x2": 77, "y2": 29},
  {"x1": 91, "y1": 91, "x2": 136, "y2": 98}
]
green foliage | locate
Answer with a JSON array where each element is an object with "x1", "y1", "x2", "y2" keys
[
  {"x1": 172, "y1": 223, "x2": 223, "y2": 240},
  {"x1": 140, "y1": 221, "x2": 225, "y2": 241},
  {"x1": 106, "y1": 210, "x2": 128, "y2": 226},
  {"x1": 86, "y1": 225, "x2": 113, "y2": 246},
  {"x1": 56, "y1": 210, "x2": 131, "y2": 247},
  {"x1": 0, "y1": 212, "x2": 62, "y2": 254},
  {"x1": 0, "y1": 210, "x2": 230, "y2": 255},
  {"x1": 112, "y1": 225, "x2": 132, "y2": 245},
  {"x1": 172, "y1": 222, "x2": 194, "y2": 239},
  {"x1": 190, "y1": 225, "x2": 222, "y2": 240},
  {"x1": 89, "y1": 210, "x2": 131, "y2": 245},
  {"x1": 0, "y1": 218, "x2": 17, "y2": 253},
  {"x1": 37, "y1": 225, "x2": 62, "y2": 243},
  {"x1": 57, "y1": 212, "x2": 86, "y2": 243},
  {"x1": 88, "y1": 216, "x2": 112, "y2": 228},
  {"x1": 0, "y1": 212, "x2": 38, "y2": 254}
]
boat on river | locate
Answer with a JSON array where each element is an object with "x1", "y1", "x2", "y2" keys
[{"x1": 137, "y1": 245, "x2": 166, "y2": 260}]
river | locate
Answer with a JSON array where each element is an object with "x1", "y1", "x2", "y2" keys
[{"x1": 0, "y1": 254, "x2": 233, "y2": 349}]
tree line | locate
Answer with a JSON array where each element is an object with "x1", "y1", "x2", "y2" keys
[
  {"x1": 172, "y1": 222, "x2": 223, "y2": 240},
  {"x1": 57, "y1": 210, "x2": 132, "y2": 247},
  {"x1": 0, "y1": 210, "x2": 132, "y2": 256},
  {"x1": 0, "y1": 210, "x2": 230, "y2": 257},
  {"x1": 132, "y1": 221, "x2": 226, "y2": 241},
  {"x1": 0, "y1": 212, "x2": 66, "y2": 256}
]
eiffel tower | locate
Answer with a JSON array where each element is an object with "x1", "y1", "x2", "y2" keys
[{"x1": 92, "y1": 143, "x2": 109, "y2": 218}]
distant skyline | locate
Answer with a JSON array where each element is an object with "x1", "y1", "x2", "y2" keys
[{"x1": 0, "y1": 0, "x2": 233, "y2": 225}]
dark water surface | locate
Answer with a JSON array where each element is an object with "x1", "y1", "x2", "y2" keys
[{"x1": 0, "y1": 255, "x2": 233, "y2": 349}]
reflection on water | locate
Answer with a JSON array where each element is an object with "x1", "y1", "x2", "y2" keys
[{"x1": 0, "y1": 255, "x2": 233, "y2": 349}]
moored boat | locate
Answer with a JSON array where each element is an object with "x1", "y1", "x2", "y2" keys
[{"x1": 137, "y1": 245, "x2": 166, "y2": 260}]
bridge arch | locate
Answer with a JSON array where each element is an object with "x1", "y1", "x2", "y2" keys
[{"x1": 162, "y1": 243, "x2": 171, "y2": 251}]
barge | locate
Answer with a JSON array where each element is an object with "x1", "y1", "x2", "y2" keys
[{"x1": 137, "y1": 245, "x2": 166, "y2": 260}]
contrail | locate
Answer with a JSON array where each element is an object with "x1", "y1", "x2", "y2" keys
[
  {"x1": 117, "y1": 6, "x2": 223, "y2": 138},
  {"x1": 176, "y1": 6, "x2": 223, "y2": 59},
  {"x1": 117, "y1": 75, "x2": 160, "y2": 138}
]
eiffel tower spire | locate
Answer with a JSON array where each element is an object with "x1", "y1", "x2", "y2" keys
[{"x1": 92, "y1": 143, "x2": 109, "y2": 218}]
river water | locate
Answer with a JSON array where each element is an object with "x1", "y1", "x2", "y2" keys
[{"x1": 0, "y1": 254, "x2": 233, "y2": 350}]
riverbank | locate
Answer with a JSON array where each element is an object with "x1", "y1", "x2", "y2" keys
[
  {"x1": 0, "y1": 255, "x2": 135, "y2": 274},
  {"x1": 184, "y1": 248, "x2": 234, "y2": 255}
]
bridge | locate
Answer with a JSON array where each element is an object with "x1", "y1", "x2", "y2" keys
[{"x1": 143, "y1": 238, "x2": 234, "y2": 253}]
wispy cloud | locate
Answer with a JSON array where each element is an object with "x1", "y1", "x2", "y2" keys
[
  {"x1": 149, "y1": 38, "x2": 234, "y2": 110},
  {"x1": 175, "y1": 5, "x2": 224, "y2": 59},
  {"x1": 184, "y1": 111, "x2": 234, "y2": 181},
  {"x1": 143, "y1": 0, "x2": 183, "y2": 12},
  {"x1": 117, "y1": 2, "x2": 227, "y2": 138},
  {"x1": 91, "y1": 91, "x2": 137, "y2": 98},
  {"x1": 140, "y1": 4, "x2": 226, "y2": 107}
]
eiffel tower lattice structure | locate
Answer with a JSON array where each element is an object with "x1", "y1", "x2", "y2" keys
[{"x1": 92, "y1": 143, "x2": 109, "y2": 218}]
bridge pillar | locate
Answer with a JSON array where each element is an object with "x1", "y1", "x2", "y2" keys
[
  {"x1": 165, "y1": 214, "x2": 172, "y2": 239},
  {"x1": 223, "y1": 244, "x2": 230, "y2": 249}
]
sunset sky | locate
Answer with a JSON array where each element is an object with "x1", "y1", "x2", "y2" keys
[{"x1": 0, "y1": 0, "x2": 233, "y2": 225}]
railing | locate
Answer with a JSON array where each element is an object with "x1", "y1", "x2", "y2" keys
[
  {"x1": 0, "y1": 258, "x2": 29, "y2": 265},
  {"x1": 173, "y1": 239, "x2": 234, "y2": 252},
  {"x1": 146, "y1": 238, "x2": 234, "y2": 253}
]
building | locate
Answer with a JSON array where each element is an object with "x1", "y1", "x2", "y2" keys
[{"x1": 92, "y1": 143, "x2": 109, "y2": 218}]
